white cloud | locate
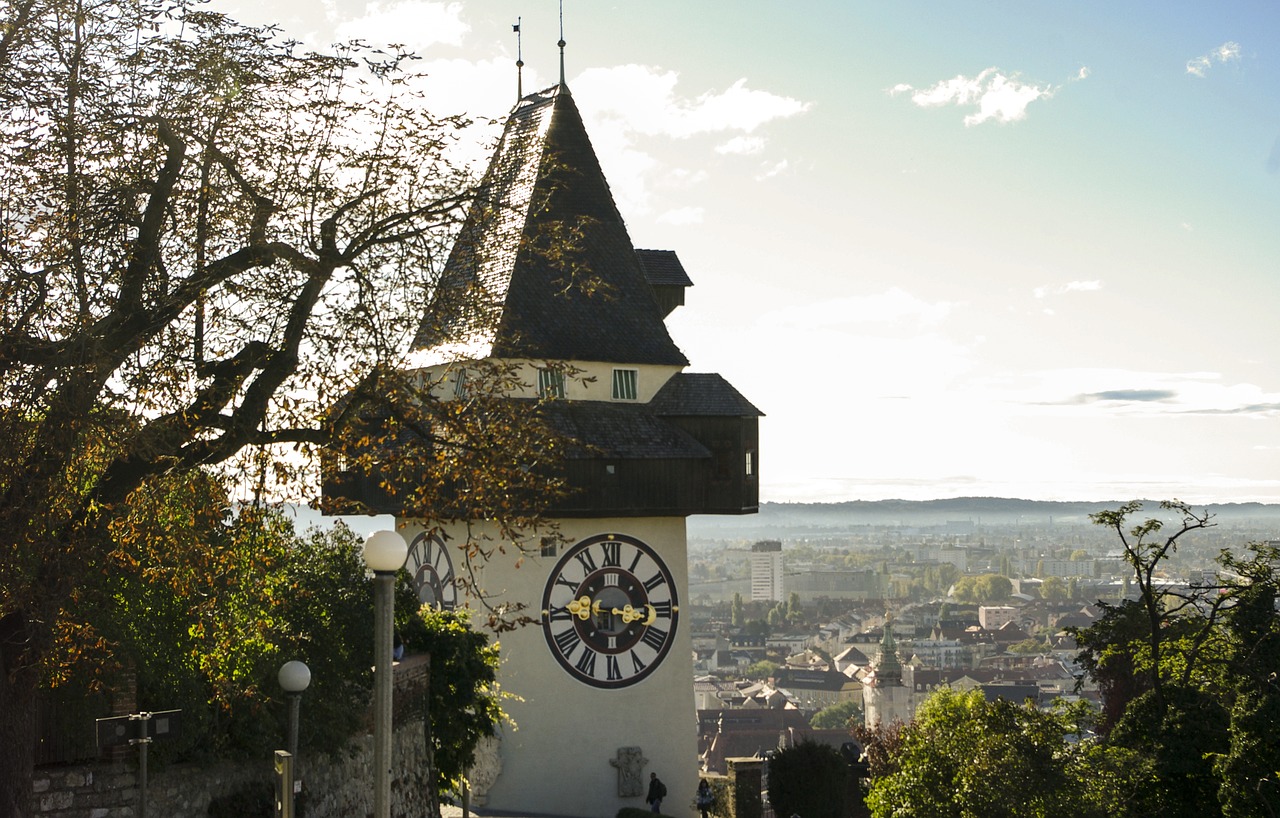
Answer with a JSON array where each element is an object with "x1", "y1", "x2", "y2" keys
[
  {"x1": 573, "y1": 68, "x2": 809, "y2": 139},
  {"x1": 715, "y1": 135, "x2": 767, "y2": 156},
  {"x1": 1017, "y1": 368, "x2": 1280, "y2": 417},
  {"x1": 889, "y1": 67, "x2": 1062, "y2": 126},
  {"x1": 335, "y1": 1, "x2": 469, "y2": 50},
  {"x1": 1187, "y1": 41, "x2": 1241, "y2": 77},
  {"x1": 755, "y1": 159, "x2": 790, "y2": 180},
  {"x1": 1034, "y1": 280, "x2": 1102, "y2": 298},
  {"x1": 569, "y1": 65, "x2": 811, "y2": 214}
]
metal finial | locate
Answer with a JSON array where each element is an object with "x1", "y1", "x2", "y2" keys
[
  {"x1": 558, "y1": 0, "x2": 566, "y2": 87},
  {"x1": 513, "y1": 17, "x2": 523, "y2": 99}
]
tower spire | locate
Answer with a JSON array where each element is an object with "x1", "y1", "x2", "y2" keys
[
  {"x1": 513, "y1": 17, "x2": 523, "y2": 100},
  {"x1": 557, "y1": 0, "x2": 566, "y2": 88}
]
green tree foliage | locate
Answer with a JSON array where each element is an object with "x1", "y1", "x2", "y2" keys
[
  {"x1": 1214, "y1": 542, "x2": 1280, "y2": 817},
  {"x1": 1088, "y1": 501, "x2": 1214, "y2": 709},
  {"x1": 952, "y1": 573, "x2": 1013, "y2": 604},
  {"x1": 1071, "y1": 600, "x2": 1153, "y2": 733},
  {"x1": 921, "y1": 563, "x2": 960, "y2": 598},
  {"x1": 0, "y1": 0, "x2": 570, "y2": 810},
  {"x1": 731, "y1": 593, "x2": 744, "y2": 628},
  {"x1": 1040, "y1": 576, "x2": 1068, "y2": 601},
  {"x1": 866, "y1": 688, "x2": 1140, "y2": 818},
  {"x1": 1109, "y1": 686, "x2": 1229, "y2": 818},
  {"x1": 742, "y1": 660, "x2": 781, "y2": 680},
  {"x1": 401, "y1": 609, "x2": 503, "y2": 804},
  {"x1": 94, "y1": 476, "x2": 378, "y2": 761},
  {"x1": 1072, "y1": 504, "x2": 1280, "y2": 816},
  {"x1": 811, "y1": 698, "x2": 864, "y2": 730},
  {"x1": 768, "y1": 740, "x2": 851, "y2": 818},
  {"x1": 1006, "y1": 637, "x2": 1051, "y2": 655}
]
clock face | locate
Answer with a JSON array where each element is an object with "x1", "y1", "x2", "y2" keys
[
  {"x1": 541, "y1": 533, "x2": 679, "y2": 689},
  {"x1": 407, "y1": 531, "x2": 457, "y2": 610}
]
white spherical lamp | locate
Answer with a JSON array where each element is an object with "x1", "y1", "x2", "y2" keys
[
  {"x1": 363, "y1": 530, "x2": 409, "y2": 573},
  {"x1": 278, "y1": 660, "x2": 311, "y2": 694}
]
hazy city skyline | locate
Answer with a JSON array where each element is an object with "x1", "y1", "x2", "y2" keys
[{"x1": 210, "y1": 0, "x2": 1280, "y2": 505}]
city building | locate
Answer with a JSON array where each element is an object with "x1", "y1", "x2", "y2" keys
[{"x1": 750, "y1": 539, "x2": 784, "y2": 602}]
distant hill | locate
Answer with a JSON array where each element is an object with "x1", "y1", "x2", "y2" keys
[{"x1": 688, "y1": 497, "x2": 1280, "y2": 537}]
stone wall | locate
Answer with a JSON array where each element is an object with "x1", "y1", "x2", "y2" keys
[
  {"x1": 32, "y1": 720, "x2": 430, "y2": 818},
  {"x1": 32, "y1": 657, "x2": 434, "y2": 818}
]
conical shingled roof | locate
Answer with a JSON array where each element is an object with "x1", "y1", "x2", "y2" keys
[{"x1": 412, "y1": 85, "x2": 688, "y2": 367}]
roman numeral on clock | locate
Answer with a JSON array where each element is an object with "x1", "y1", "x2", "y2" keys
[
  {"x1": 641, "y1": 626, "x2": 668, "y2": 652},
  {"x1": 573, "y1": 549, "x2": 597, "y2": 573},
  {"x1": 643, "y1": 572, "x2": 666, "y2": 592},
  {"x1": 553, "y1": 628, "x2": 581, "y2": 658},
  {"x1": 601, "y1": 540, "x2": 621, "y2": 567}
]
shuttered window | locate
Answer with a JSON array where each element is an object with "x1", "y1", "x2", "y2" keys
[
  {"x1": 611, "y1": 368, "x2": 638, "y2": 401},
  {"x1": 538, "y1": 368, "x2": 565, "y2": 399}
]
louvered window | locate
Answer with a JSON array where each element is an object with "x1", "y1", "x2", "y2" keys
[
  {"x1": 538, "y1": 368, "x2": 565, "y2": 399},
  {"x1": 452, "y1": 369, "x2": 468, "y2": 398},
  {"x1": 611, "y1": 368, "x2": 638, "y2": 401}
]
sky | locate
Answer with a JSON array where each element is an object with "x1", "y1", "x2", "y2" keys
[{"x1": 207, "y1": 0, "x2": 1280, "y2": 506}]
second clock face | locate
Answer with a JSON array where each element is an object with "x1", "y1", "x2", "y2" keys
[
  {"x1": 541, "y1": 533, "x2": 679, "y2": 689},
  {"x1": 407, "y1": 531, "x2": 457, "y2": 610}
]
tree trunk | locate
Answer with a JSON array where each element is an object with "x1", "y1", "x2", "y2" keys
[{"x1": 0, "y1": 612, "x2": 38, "y2": 818}]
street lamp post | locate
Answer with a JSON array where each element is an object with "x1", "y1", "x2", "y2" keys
[
  {"x1": 363, "y1": 530, "x2": 409, "y2": 818},
  {"x1": 278, "y1": 660, "x2": 311, "y2": 763}
]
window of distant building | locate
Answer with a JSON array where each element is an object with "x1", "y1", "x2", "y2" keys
[
  {"x1": 611, "y1": 368, "x2": 638, "y2": 401},
  {"x1": 453, "y1": 368, "x2": 469, "y2": 398},
  {"x1": 540, "y1": 537, "x2": 558, "y2": 557},
  {"x1": 537, "y1": 367, "x2": 565, "y2": 399}
]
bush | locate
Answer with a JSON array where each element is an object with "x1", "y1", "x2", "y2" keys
[{"x1": 768, "y1": 740, "x2": 850, "y2": 818}]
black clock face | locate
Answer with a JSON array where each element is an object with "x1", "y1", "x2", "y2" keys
[
  {"x1": 541, "y1": 533, "x2": 679, "y2": 689},
  {"x1": 407, "y1": 531, "x2": 457, "y2": 610}
]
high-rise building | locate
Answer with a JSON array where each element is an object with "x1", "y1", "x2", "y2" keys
[{"x1": 750, "y1": 540, "x2": 784, "y2": 602}]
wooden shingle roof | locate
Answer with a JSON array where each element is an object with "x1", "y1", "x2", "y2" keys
[
  {"x1": 634, "y1": 249, "x2": 693, "y2": 288},
  {"x1": 413, "y1": 85, "x2": 688, "y2": 367},
  {"x1": 539, "y1": 400, "x2": 710, "y2": 460},
  {"x1": 650, "y1": 373, "x2": 764, "y2": 417}
]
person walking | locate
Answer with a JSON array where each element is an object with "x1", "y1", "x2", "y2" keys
[
  {"x1": 646, "y1": 772, "x2": 667, "y2": 814},
  {"x1": 696, "y1": 779, "x2": 713, "y2": 818}
]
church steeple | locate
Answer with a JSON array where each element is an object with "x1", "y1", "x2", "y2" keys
[{"x1": 871, "y1": 614, "x2": 904, "y2": 687}]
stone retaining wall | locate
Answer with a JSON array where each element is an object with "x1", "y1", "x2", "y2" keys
[
  {"x1": 32, "y1": 720, "x2": 430, "y2": 818},
  {"x1": 32, "y1": 657, "x2": 434, "y2": 818}
]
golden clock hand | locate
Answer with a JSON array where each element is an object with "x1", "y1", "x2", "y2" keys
[
  {"x1": 567, "y1": 595, "x2": 594, "y2": 621},
  {"x1": 609, "y1": 604, "x2": 646, "y2": 624}
]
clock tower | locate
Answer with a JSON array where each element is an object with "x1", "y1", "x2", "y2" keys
[{"x1": 333, "y1": 79, "x2": 761, "y2": 817}]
